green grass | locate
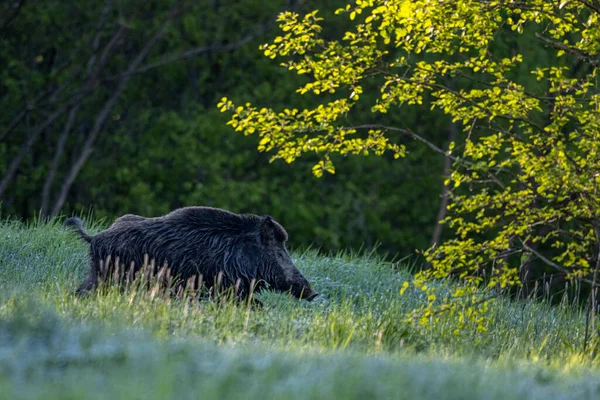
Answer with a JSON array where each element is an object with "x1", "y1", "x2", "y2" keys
[{"x1": 1, "y1": 218, "x2": 600, "y2": 399}]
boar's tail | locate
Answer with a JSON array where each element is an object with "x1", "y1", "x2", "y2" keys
[{"x1": 65, "y1": 217, "x2": 93, "y2": 243}]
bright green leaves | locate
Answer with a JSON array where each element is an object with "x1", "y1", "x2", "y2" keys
[
  {"x1": 218, "y1": 97, "x2": 405, "y2": 169},
  {"x1": 220, "y1": 0, "x2": 600, "y2": 335},
  {"x1": 261, "y1": 10, "x2": 324, "y2": 59}
]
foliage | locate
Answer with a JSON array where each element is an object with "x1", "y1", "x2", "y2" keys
[
  {"x1": 1, "y1": 0, "x2": 450, "y2": 257},
  {"x1": 220, "y1": 0, "x2": 600, "y2": 332}
]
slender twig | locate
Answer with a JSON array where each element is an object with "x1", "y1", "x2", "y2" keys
[
  {"x1": 579, "y1": 0, "x2": 600, "y2": 16},
  {"x1": 108, "y1": 32, "x2": 265, "y2": 79},
  {"x1": 40, "y1": 104, "x2": 81, "y2": 216},
  {"x1": 0, "y1": 93, "x2": 86, "y2": 200},
  {"x1": 0, "y1": 87, "x2": 61, "y2": 142},
  {"x1": 520, "y1": 239, "x2": 598, "y2": 287},
  {"x1": 0, "y1": 111, "x2": 27, "y2": 142},
  {"x1": 40, "y1": 2, "x2": 114, "y2": 216},
  {"x1": 50, "y1": 9, "x2": 178, "y2": 216},
  {"x1": 0, "y1": 6, "x2": 124, "y2": 201},
  {"x1": 102, "y1": 13, "x2": 275, "y2": 81},
  {"x1": 347, "y1": 124, "x2": 452, "y2": 159},
  {"x1": 535, "y1": 33, "x2": 598, "y2": 66}
]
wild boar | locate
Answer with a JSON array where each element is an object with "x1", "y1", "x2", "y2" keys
[{"x1": 65, "y1": 206, "x2": 317, "y2": 302}]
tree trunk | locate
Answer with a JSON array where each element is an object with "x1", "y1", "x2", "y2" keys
[{"x1": 429, "y1": 122, "x2": 458, "y2": 249}]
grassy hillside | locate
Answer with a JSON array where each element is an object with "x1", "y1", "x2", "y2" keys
[{"x1": 1, "y1": 219, "x2": 600, "y2": 399}]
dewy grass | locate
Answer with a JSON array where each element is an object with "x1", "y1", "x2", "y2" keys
[{"x1": 1, "y1": 218, "x2": 600, "y2": 399}]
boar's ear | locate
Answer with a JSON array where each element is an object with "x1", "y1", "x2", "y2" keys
[{"x1": 259, "y1": 216, "x2": 288, "y2": 246}]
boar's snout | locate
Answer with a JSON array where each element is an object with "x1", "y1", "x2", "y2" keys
[
  {"x1": 301, "y1": 288, "x2": 319, "y2": 301},
  {"x1": 290, "y1": 273, "x2": 318, "y2": 301}
]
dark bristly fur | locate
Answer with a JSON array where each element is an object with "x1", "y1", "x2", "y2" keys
[{"x1": 65, "y1": 207, "x2": 318, "y2": 302}]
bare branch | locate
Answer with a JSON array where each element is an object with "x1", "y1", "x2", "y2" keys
[
  {"x1": 103, "y1": 9, "x2": 277, "y2": 81},
  {"x1": 40, "y1": 104, "x2": 81, "y2": 217},
  {"x1": 0, "y1": 7, "x2": 126, "y2": 202},
  {"x1": 82, "y1": 1, "x2": 115, "y2": 74},
  {"x1": 123, "y1": 29, "x2": 266, "y2": 77},
  {"x1": 349, "y1": 124, "x2": 510, "y2": 189},
  {"x1": 89, "y1": 24, "x2": 129, "y2": 82},
  {"x1": 0, "y1": 111, "x2": 26, "y2": 142},
  {"x1": 0, "y1": 93, "x2": 85, "y2": 200},
  {"x1": 50, "y1": 13, "x2": 176, "y2": 216},
  {"x1": 40, "y1": 3, "x2": 116, "y2": 217},
  {"x1": 0, "y1": 86, "x2": 61, "y2": 142}
]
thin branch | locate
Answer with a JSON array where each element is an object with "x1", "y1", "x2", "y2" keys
[
  {"x1": 0, "y1": 9, "x2": 125, "y2": 202},
  {"x1": 353, "y1": 122, "x2": 519, "y2": 189},
  {"x1": 579, "y1": 0, "x2": 600, "y2": 16},
  {"x1": 103, "y1": 21, "x2": 272, "y2": 81},
  {"x1": 0, "y1": 111, "x2": 27, "y2": 142},
  {"x1": 40, "y1": 103, "x2": 81, "y2": 217},
  {"x1": 86, "y1": 1, "x2": 114, "y2": 73},
  {"x1": 137, "y1": 33, "x2": 261, "y2": 76},
  {"x1": 386, "y1": 67, "x2": 546, "y2": 135},
  {"x1": 89, "y1": 24, "x2": 129, "y2": 82},
  {"x1": 535, "y1": 32, "x2": 598, "y2": 66},
  {"x1": 520, "y1": 239, "x2": 598, "y2": 287},
  {"x1": 348, "y1": 124, "x2": 451, "y2": 159},
  {"x1": 0, "y1": 93, "x2": 85, "y2": 200},
  {"x1": 50, "y1": 11, "x2": 177, "y2": 216},
  {"x1": 0, "y1": 86, "x2": 61, "y2": 142},
  {"x1": 40, "y1": 3, "x2": 115, "y2": 217}
]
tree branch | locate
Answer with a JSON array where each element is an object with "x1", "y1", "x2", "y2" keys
[
  {"x1": 40, "y1": 3, "x2": 115, "y2": 217},
  {"x1": 520, "y1": 239, "x2": 599, "y2": 287},
  {"x1": 124, "y1": 31, "x2": 265, "y2": 77},
  {"x1": 0, "y1": 86, "x2": 62, "y2": 142},
  {"x1": 0, "y1": 93, "x2": 86, "y2": 200},
  {"x1": 579, "y1": 0, "x2": 600, "y2": 16},
  {"x1": 535, "y1": 32, "x2": 598, "y2": 66},
  {"x1": 0, "y1": 7, "x2": 126, "y2": 202},
  {"x1": 349, "y1": 124, "x2": 451, "y2": 158},
  {"x1": 0, "y1": 111, "x2": 27, "y2": 142},
  {"x1": 40, "y1": 103, "x2": 81, "y2": 217},
  {"x1": 50, "y1": 12, "x2": 177, "y2": 216},
  {"x1": 102, "y1": 10, "x2": 276, "y2": 81}
]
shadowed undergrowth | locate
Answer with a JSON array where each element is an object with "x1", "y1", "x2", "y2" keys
[{"x1": 1, "y1": 218, "x2": 600, "y2": 399}]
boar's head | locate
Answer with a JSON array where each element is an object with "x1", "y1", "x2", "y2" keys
[{"x1": 257, "y1": 216, "x2": 318, "y2": 301}]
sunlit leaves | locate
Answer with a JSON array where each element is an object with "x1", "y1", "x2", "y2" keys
[{"x1": 220, "y1": 0, "x2": 600, "y2": 334}]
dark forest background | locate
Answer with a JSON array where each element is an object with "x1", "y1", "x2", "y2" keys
[{"x1": 1, "y1": 0, "x2": 511, "y2": 257}]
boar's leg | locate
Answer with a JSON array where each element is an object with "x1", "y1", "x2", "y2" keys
[
  {"x1": 75, "y1": 273, "x2": 98, "y2": 296},
  {"x1": 75, "y1": 254, "x2": 101, "y2": 296}
]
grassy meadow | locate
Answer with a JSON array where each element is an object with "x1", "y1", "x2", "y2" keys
[{"x1": 1, "y1": 218, "x2": 600, "y2": 399}]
